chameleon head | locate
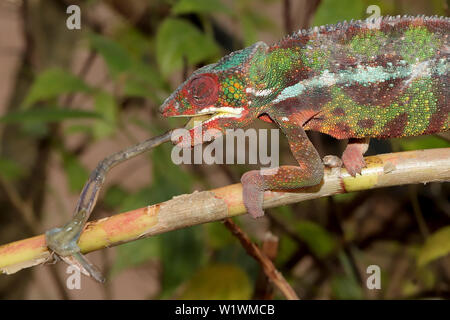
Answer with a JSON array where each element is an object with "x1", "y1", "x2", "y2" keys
[{"x1": 160, "y1": 42, "x2": 268, "y2": 147}]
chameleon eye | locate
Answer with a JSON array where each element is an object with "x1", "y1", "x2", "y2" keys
[{"x1": 187, "y1": 74, "x2": 218, "y2": 107}]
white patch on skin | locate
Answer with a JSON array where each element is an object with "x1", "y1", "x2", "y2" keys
[
  {"x1": 319, "y1": 69, "x2": 337, "y2": 86},
  {"x1": 404, "y1": 60, "x2": 430, "y2": 87},
  {"x1": 256, "y1": 89, "x2": 273, "y2": 96},
  {"x1": 185, "y1": 106, "x2": 245, "y2": 128},
  {"x1": 273, "y1": 60, "x2": 437, "y2": 104},
  {"x1": 245, "y1": 87, "x2": 273, "y2": 97},
  {"x1": 203, "y1": 112, "x2": 242, "y2": 124},
  {"x1": 199, "y1": 106, "x2": 244, "y2": 115}
]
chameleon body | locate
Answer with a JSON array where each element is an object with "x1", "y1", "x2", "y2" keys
[{"x1": 160, "y1": 16, "x2": 449, "y2": 218}]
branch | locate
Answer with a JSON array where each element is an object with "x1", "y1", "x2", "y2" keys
[
  {"x1": 253, "y1": 232, "x2": 279, "y2": 299},
  {"x1": 223, "y1": 219, "x2": 298, "y2": 300},
  {"x1": 1, "y1": 148, "x2": 449, "y2": 276}
]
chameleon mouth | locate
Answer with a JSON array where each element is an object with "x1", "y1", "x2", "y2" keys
[{"x1": 170, "y1": 107, "x2": 244, "y2": 129}]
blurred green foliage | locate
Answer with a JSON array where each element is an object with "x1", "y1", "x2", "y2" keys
[
  {"x1": 418, "y1": 226, "x2": 450, "y2": 267},
  {"x1": 156, "y1": 18, "x2": 220, "y2": 76},
  {"x1": 22, "y1": 68, "x2": 93, "y2": 108},
  {"x1": 180, "y1": 264, "x2": 252, "y2": 299}
]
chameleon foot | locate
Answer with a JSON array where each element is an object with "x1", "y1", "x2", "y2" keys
[
  {"x1": 46, "y1": 226, "x2": 81, "y2": 257},
  {"x1": 323, "y1": 155, "x2": 343, "y2": 168},
  {"x1": 45, "y1": 209, "x2": 105, "y2": 282},
  {"x1": 342, "y1": 138, "x2": 370, "y2": 176},
  {"x1": 241, "y1": 171, "x2": 265, "y2": 219},
  {"x1": 45, "y1": 208, "x2": 86, "y2": 256}
]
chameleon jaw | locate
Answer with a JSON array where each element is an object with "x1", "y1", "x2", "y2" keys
[{"x1": 174, "y1": 107, "x2": 244, "y2": 129}]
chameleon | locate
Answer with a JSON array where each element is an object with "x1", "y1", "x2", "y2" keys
[
  {"x1": 160, "y1": 15, "x2": 449, "y2": 219},
  {"x1": 44, "y1": 15, "x2": 449, "y2": 281}
]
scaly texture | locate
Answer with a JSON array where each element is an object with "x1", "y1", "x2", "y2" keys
[{"x1": 160, "y1": 15, "x2": 449, "y2": 218}]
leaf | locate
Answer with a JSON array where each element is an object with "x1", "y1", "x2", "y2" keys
[
  {"x1": 180, "y1": 264, "x2": 252, "y2": 300},
  {"x1": 214, "y1": 244, "x2": 259, "y2": 282},
  {"x1": 296, "y1": 220, "x2": 335, "y2": 258},
  {"x1": 241, "y1": 15, "x2": 258, "y2": 46},
  {"x1": 123, "y1": 77, "x2": 157, "y2": 99},
  {"x1": 103, "y1": 185, "x2": 129, "y2": 209},
  {"x1": 0, "y1": 157, "x2": 26, "y2": 181},
  {"x1": 130, "y1": 62, "x2": 167, "y2": 90},
  {"x1": 123, "y1": 62, "x2": 168, "y2": 101},
  {"x1": 156, "y1": 18, "x2": 220, "y2": 76},
  {"x1": 205, "y1": 222, "x2": 235, "y2": 249},
  {"x1": 114, "y1": 24, "x2": 152, "y2": 58},
  {"x1": 110, "y1": 237, "x2": 161, "y2": 277},
  {"x1": 90, "y1": 33, "x2": 168, "y2": 98},
  {"x1": 92, "y1": 91, "x2": 118, "y2": 139},
  {"x1": 160, "y1": 226, "x2": 206, "y2": 297},
  {"x1": 312, "y1": 0, "x2": 365, "y2": 27},
  {"x1": 118, "y1": 185, "x2": 153, "y2": 213},
  {"x1": 23, "y1": 68, "x2": 92, "y2": 108},
  {"x1": 61, "y1": 152, "x2": 89, "y2": 193},
  {"x1": 172, "y1": 0, "x2": 232, "y2": 15},
  {"x1": 152, "y1": 143, "x2": 195, "y2": 194},
  {"x1": 89, "y1": 33, "x2": 132, "y2": 75},
  {"x1": 417, "y1": 226, "x2": 450, "y2": 267},
  {"x1": 64, "y1": 124, "x2": 93, "y2": 135},
  {"x1": 276, "y1": 234, "x2": 298, "y2": 266},
  {"x1": 331, "y1": 275, "x2": 364, "y2": 300},
  {"x1": 0, "y1": 108, "x2": 101, "y2": 124},
  {"x1": 396, "y1": 136, "x2": 450, "y2": 151},
  {"x1": 240, "y1": 10, "x2": 277, "y2": 46}
]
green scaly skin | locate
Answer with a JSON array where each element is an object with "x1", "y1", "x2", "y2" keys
[{"x1": 160, "y1": 15, "x2": 449, "y2": 218}]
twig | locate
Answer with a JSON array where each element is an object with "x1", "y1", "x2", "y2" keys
[
  {"x1": 408, "y1": 184, "x2": 430, "y2": 239},
  {"x1": 0, "y1": 177, "x2": 40, "y2": 234},
  {"x1": 223, "y1": 219, "x2": 298, "y2": 300},
  {"x1": 252, "y1": 232, "x2": 279, "y2": 300},
  {"x1": 300, "y1": 0, "x2": 322, "y2": 29},
  {"x1": 0, "y1": 148, "x2": 449, "y2": 277},
  {"x1": 282, "y1": 0, "x2": 293, "y2": 34}
]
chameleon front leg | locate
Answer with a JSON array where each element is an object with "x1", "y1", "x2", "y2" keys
[
  {"x1": 241, "y1": 115, "x2": 324, "y2": 218},
  {"x1": 46, "y1": 131, "x2": 172, "y2": 281}
]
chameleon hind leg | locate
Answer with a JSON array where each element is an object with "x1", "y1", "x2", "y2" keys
[
  {"x1": 241, "y1": 116, "x2": 324, "y2": 218},
  {"x1": 342, "y1": 138, "x2": 370, "y2": 176},
  {"x1": 46, "y1": 131, "x2": 172, "y2": 282}
]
